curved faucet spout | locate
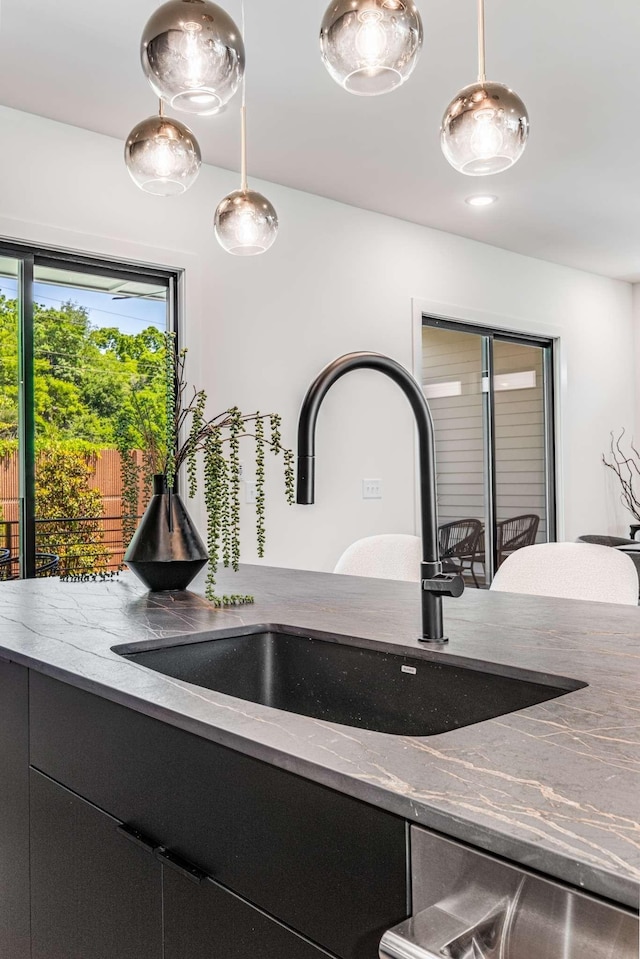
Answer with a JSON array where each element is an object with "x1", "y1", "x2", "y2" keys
[
  {"x1": 297, "y1": 352, "x2": 439, "y2": 561},
  {"x1": 296, "y1": 352, "x2": 464, "y2": 644}
]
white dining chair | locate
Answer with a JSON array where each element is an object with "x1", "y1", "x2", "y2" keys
[
  {"x1": 333, "y1": 534, "x2": 421, "y2": 583},
  {"x1": 490, "y1": 542, "x2": 639, "y2": 605}
]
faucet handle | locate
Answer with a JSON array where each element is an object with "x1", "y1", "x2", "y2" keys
[{"x1": 421, "y1": 565, "x2": 465, "y2": 598}]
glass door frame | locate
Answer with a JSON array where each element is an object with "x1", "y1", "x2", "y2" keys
[
  {"x1": 0, "y1": 240, "x2": 180, "y2": 579},
  {"x1": 423, "y1": 315, "x2": 557, "y2": 585}
]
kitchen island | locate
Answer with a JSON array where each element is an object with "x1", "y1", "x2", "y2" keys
[{"x1": 0, "y1": 565, "x2": 638, "y2": 957}]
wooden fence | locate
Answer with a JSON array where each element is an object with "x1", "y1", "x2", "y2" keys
[{"x1": 0, "y1": 449, "x2": 147, "y2": 572}]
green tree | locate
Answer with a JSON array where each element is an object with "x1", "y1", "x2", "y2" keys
[
  {"x1": 0, "y1": 295, "x2": 18, "y2": 447},
  {"x1": 35, "y1": 448, "x2": 108, "y2": 576},
  {"x1": 0, "y1": 293, "x2": 168, "y2": 573},
  {"x1": 0, "y1": 296, "x2": 167, "y2": 450}
]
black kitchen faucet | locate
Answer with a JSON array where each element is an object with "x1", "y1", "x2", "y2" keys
[{"x1": 296, "y1": 352, "x2": 464, "y2": 643}]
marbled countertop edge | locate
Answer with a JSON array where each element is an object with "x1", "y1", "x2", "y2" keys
[{"x1": 1, "y1": 565, "x2": 639, "y2": 910}]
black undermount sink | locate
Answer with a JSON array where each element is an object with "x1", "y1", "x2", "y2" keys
[{"x1": 113, "y1": 625, "x2": 586, "y2": 737}]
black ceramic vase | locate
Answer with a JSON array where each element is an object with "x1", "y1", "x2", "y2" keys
[{"x1": 124, "y1": 474, "x2": 208, "y2": 591}]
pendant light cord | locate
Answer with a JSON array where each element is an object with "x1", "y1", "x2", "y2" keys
[
  {"x1": 477, "y1": 0, "x2": 486, "y2": 82},
  {"x1": 240, "y1": 0, "x2": 248, "y2": 193}
]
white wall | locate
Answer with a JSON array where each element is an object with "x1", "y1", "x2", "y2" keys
[
  {"x1": 633, "y1": 284, "x2": 640, "y2": 435},
  {"x1": 0, "y1": 105, "x2": 634, "y2": 571}
]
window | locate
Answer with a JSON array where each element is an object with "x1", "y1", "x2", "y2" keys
[
  {"x1": 0, "y1": 243, "x2": 179, "y2": 580},
  {"x1": 422, "y1": 316, "x2": 556, "y2": 586}
]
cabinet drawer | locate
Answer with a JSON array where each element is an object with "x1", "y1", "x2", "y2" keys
[
  {"x1": 164, "y1": 866, "x2": 334, "y2": 959},
  {"x1": 30, "y1": 769, "x2": 162, "y2": 959},
  {"x1": 30, "y1": 672, "x2": 408, "y2": 959}
]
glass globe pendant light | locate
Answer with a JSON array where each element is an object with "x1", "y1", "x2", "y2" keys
[
  {"x1": 214, "y1": 105, "x2": 278, "y2": 255},
  {"x1": 320, "y1": 0, "x2": 423, "y2": 96},
  {"x1": 141, "y1": 0, "x2": 245, "y2": 117},
  {"x1": 124, "y1": 101, "x2": 201, "y2": 196},
  {"x1": 440, "y1": 0, "x2": 529, "y2": 176},
  {"x1": 214, "y1": 6, "x2": 278, "y2": 256}
]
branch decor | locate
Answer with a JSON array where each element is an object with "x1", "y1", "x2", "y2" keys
[
  {"x1": 603, "y1": 429, "x2": 640, "y2": 523},
  {"x1": 132, "y1": 332, "x2": 294, "y2": 604}
]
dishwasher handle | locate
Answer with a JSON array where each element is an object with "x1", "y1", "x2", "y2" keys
[
  {"x1": 380, "y1": 895, "x2": 512, "y2": 959},
  {"x1": 394, "y1": 826, "x2": 640, "y2": 959}
]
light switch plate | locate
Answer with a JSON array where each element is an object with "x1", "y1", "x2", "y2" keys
[{"x1": 362, "y1": 478, "x2": 383, "y2": 500}]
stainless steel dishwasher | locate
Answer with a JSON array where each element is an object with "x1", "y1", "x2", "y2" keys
[{"x1": 380, "y1": 826, "x2": 638, "y2": 959}]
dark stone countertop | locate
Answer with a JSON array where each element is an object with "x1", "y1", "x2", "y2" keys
[{"x1": 0, "y1": 565, "x2": 639, "y2": 909}]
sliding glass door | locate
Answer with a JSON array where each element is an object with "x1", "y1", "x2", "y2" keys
[
  {"x1": 422, "y1": 317, "x2": 556, "y2": 586},
  {"x1": 0, "y1": 244, "x2": 178, "y2": 580},
  {"x1": 493, "y1": 338, "x2": 550, "y2": 550},
  {"x1": 421, "y1": 324, "x2": 487, "y2": 549},
  {"x1": 0, "y1": 255, "x2": 24, "y2": 573}
]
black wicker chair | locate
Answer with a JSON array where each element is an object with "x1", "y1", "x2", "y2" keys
[
  {"x1": 438, "y1": 519, "x2": 483, "y2": 587},
  {"x1": 473, "y1": 514, "x2": 541, "y2": 584},
  {"x1": 497, "y1": 514, "x2": 540, "y2": 564},
  {"x1": 0, "y1": 552, "x2": 59, "y2": 581}
]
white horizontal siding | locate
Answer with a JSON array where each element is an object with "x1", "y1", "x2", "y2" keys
[{"x1": 423, "y1": 327, "x2": 548, "y2": 554}]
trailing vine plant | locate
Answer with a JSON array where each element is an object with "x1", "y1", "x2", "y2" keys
[
  {"x1": 115, "y1": 414, "x2": 143, "y2": 550},
  {"x1": 160, "y1": 332, "x2": 294, "y2": 605}
]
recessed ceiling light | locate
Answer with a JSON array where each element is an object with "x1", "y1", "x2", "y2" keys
[{"x1": 465, "y1": 195, "x2": 498, "y2": 207}]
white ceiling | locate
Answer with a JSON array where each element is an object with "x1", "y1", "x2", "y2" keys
[{"x1": 0, "y1": 0, "x2": 639, "y2": 281}]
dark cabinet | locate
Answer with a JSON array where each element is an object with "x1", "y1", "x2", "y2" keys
[
  {"x1": 0, "y1": 659, "x2": 30, "y2": 959},
  {"x1": 30, "y1": 768, "x2": 334, "y2": 959},
  {"x1": 30, "y1": 769, "x2": 162, "y2": 959},
  {"x1": 30, "y1": 672, "x2": 408, "y2": 959},
  {"x1": 163, "y1": 867, "x2": 333, "y2": 959},
  {"x1": 0, "y1": 668, "x2": 410, "y2": 958}
]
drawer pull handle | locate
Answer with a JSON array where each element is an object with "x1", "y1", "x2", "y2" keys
[
  {"x1": 117, "y1": 825, "x2": 158, "y2": 855},
  {"x1": 155, "y1": 847, "x2": 206, "y2": 885}
]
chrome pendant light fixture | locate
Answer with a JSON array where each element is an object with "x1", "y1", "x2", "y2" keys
[
  {"x1": 141, "y1": 0, "x2": 245, "y2": 117},
  {"x1": 441, "y1": 0, "x2": 529, "y2": 176},
  {"x1": 214, "y1": 6, "x2": 278, "y2": 256},
  {"x1": 124, "y1": 101, "x2": 201, "y2": 196},
  {"x1": 320, "y1": 0, "x2": 423, "y2": 96}
]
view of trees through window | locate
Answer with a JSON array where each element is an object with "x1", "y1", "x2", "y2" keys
[{"x1": 0, "y1": 257, "x2": 172, "y2": 579}]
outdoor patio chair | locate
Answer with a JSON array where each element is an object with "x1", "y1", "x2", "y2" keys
[
  {"x1": 497, "y1": 514, "x2": 540, "y2": 564},
  {"x1": 0, "y1": 552, "x2": 59, "y2": 581},
  {"x1": 438, "y1": 519, "x2": 483, "y2": 587},
  {"x1": 474, "y1": 513, "x2": 541, "y2": 583}
]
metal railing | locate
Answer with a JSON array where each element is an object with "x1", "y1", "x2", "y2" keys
[{"x1": 0, "y1": 515, "x2": 139, "y2": 578}]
